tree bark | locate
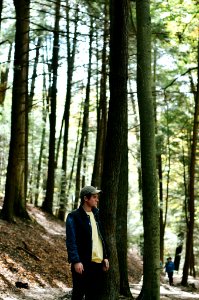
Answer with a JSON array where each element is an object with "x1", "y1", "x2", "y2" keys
[
  {"x1": 91, "y1": 1, "x2": 108, "y2": 189},
  {"x1": 42, "y1": 0, "x2": 60, "y2": 214},
  {"x1": 58, "y1": 4, "x2": 79, "y2": 220},
  {"x1": 181, "y1": 43, "x2": 199, "y2": 285},
  {"x1": 99, "y1": 0, "x2": 129, "y2": 298},
  {"x1": 35, "y1": 60, "x2": 48, "y2": 206},
  {"x1": 1, "y1": 0, "x2": 30, "y2": 221},
  {"x1": 29, "y1": 36, "x2": 42, "y2": 111},
  {"x1": 136, "y1": 0, "x2": 160, "y2": 298},
  {"x1": 116, "y1": 112, "x2": 132, "y2": 298},
  {"x1": 74, "y1": 17, "x2": 94, "y2": 209}
]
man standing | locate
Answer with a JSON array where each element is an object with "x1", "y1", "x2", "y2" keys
[
  {"x1": 165, "y1": 257, "x2": 175, "y2": 286},
  {"x1": 66, "y1": 186, "x2": 110, "y2": 300}
]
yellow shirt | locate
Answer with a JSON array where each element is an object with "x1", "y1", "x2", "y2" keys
[{"x1": 87, "y1": 211, "x2": 103, "y2": 263}]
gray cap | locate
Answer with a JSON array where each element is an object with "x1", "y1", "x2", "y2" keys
[{"x1": 80, "y1": 186, "x2": 101, "y2": 198}]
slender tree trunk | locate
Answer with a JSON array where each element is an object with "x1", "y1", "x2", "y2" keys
[
  {"x1": 91, "y1": 1, "x2": 108, "y2": 188},
  {"x1": 158, "y1": 155, "x2": 164, "y2": 264},
  {"x1": 35, "y1": 61, "x2": 48, "y2": 206},
  {"x1": 1, "y1": 0, "x2": 30, "y2": 221},
  {"x1": 99, "y1": 0, "x2": 129, "y2": 298},
  {"x1": 81, "y1": 128, "x2": 88, "y2": 187},
  {"x1": 153, "y1": 42, "x2": 165, "y2": 265},
  {"x1": 190, "y1": 247, "x2": 196, "y2": 277},
  {"x1": 58, "y1": 4, "x2": 79, "y2": 220},
  {"x1": 181, "y1": 44, "x2": 199, "y2": 285},
  {"x1": 29, "y1": 36, "x2": 42, "y2": 111},
  {"x1": 67, "y1": 111, "x2": 82, "y2": 210},
  {"x1": 136, "y1": 0, "x2": 160, "y2": 298},
  {"x1": 74, "y1": 17, "x2": 94, "y2": 209},
  {"x1": 42, "y1": 0, "x2": 60, "y2": 214},
  {"x1": 160, "y1": 96, "x2": 171, "y2": 264}
]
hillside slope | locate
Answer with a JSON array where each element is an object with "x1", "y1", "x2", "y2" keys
[
  {"x1": 0, "y1": 205, "x2": 72, "y2": 299},
  {"x1": 0, "y1": 204, "x2": 142, "y2": 299},
  {"x1": 1, "y1": 204, "x2": 198, "y2": 300}
]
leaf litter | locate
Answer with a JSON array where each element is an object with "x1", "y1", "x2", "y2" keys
[{"x1": 0, "y1": 204, "x2": 198, "y2": 299}]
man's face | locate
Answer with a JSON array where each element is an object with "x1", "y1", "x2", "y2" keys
[{"x1": 85, "y1": 193, "x2": 99, "y2": 208}]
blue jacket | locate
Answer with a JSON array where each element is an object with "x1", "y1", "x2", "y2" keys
[
  {"x1": 66, "y1": 205, "x2": 110, "y2": 266},
  {"x1": 165, "y1": 261, "x2": 175, "y2": 273}
]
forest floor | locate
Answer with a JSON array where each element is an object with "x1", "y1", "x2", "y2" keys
[{"x1": 0, "y1": 203, "x2": 199, "y2": 300}]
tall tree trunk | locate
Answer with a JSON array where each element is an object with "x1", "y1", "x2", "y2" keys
[
  {"x1": 99, "y1": 0, "x2": 129, "y2": 298},
  {"x1": 116, "y1": 107, "x2": 132, "y2": 298},
  {"x1": 74, "y1": 17, "x2": 94, "y2": 209},
  {"x1": 159, "y1": 96, "x2": 171, "y2": 264},
  {"x1": 58, "y1": 4, "x2": 79, "y2": 220},
  {"x1": 91, "y1": 1, "x2": 108, "y2": 188},
  {"x1": 158, "y1": 155, "x2": 164, "y2": 264},
  {"x1": 1, "y1": 0, "x2": 30, "y2": 221},
  {"x1": 67, "y1": 111, "x2": 82, "y2": 210},
  {"x1": 153, "y1": 41, "x2": 165, "y2": 265},
  {"x1": 136, "y1": 0, "x2": 160, "y2": 298},
  {"x1": 42, "y1": 0, "x2": 60, "y2": 214},
  {"x1": 29, "y1": 36, "x2": 42, "y2": 111},
  {"x1": 35, "y1": 60, "x2": 48, "y2": 206},
  {"x1": 181, "y1": 43, "x2": 199, "y2": 285}
]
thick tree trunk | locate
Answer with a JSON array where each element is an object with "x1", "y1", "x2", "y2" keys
[
  {"x1": 1, "y1": 0, "x2": 30, "y2": 221},
  {"x1": 136, "y1": 0, "x2": 160, "y2": 298},
  {"x1": 99, "y1": 0, "x2": 129, "y2": 299}
]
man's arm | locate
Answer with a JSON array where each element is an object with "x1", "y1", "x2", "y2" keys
[
  {"x1": 66, "y1": 214, "x2": 80, "y2": 264},
  {"x1": 66, "y1": 214, "x2": 85, "y2": 274}
]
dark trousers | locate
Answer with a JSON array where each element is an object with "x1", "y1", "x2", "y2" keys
[
  {"x1": 71, "y1": 262, "x2": 104, "y2": 300},
  {"x1": 168, "y1": 272, "x2": 173, "y2": 285}
]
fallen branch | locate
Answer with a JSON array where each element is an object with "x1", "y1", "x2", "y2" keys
[{"x1": 17, "y1": 242, "x2": 41, "y2": 261}]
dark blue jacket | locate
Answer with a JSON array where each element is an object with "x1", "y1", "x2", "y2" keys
[
  {"x1": 66, "y1": 205, "x2": 110, "y2": 266},
  {"x1": 165, "y1": 261, "x2": 175, "y2": 273}
]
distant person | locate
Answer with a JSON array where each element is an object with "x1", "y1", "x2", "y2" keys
[
  {"x1": 66, "y1": 186, "x2": 110, "y2": 300},
  {"x1": 165, "y1": 257, "x2": 175, "y2": 286}
]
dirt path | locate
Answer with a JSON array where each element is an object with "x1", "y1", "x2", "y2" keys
[
  {"x1": 130, "y1": 283, "x2": 199, "y2": 299},
  {"x1": 130, "y1": 274, "x2": 199, "y2": 300},
  {"x1": 0, "y1": 281, "x2": 199, "y2": 300}
]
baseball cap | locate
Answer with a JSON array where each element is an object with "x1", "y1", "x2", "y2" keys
[{"x1": 80, "y1": 186, "x2": 102, "y2": 198}]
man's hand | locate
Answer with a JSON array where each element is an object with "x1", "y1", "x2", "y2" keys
[
  {"x1": 102, "y1": 259, "x2": 109, "y2": 272},
  {"x1": 74, "y1": 262, "x2": 84, "y2": 274}
]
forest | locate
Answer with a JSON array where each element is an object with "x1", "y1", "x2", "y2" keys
[{"x1": 0, "y1": 0, "x2": 198, "y2": 299}]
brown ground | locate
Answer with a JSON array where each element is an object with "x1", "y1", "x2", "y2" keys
[
  {"x1": 0, "y1": 204, "x2": 198, "y2": 300},
  {"x1": 0, "y1": 205, "x2": 72, "y2": 299},
  {"x1": 0, "y1": 204, "x2": 142, "y2": 299}
]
